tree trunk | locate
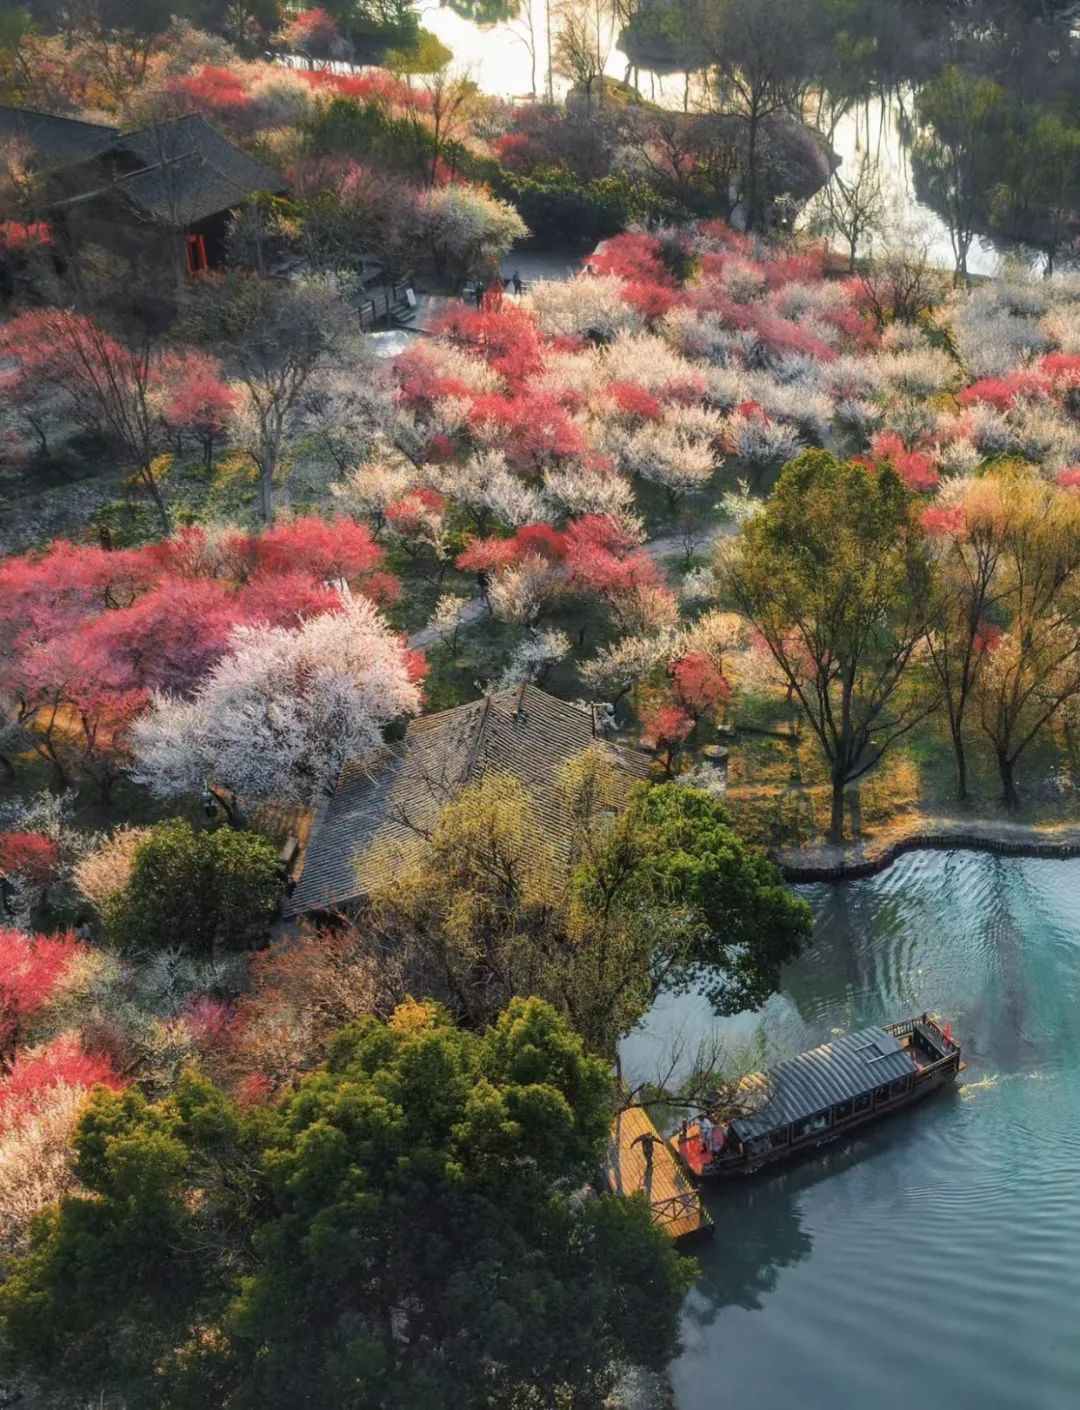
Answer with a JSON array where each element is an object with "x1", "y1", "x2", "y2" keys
[
  {"x1": 997, "y1": 749, "x2": 1019, "y2": 811},
  {"x1": 951, "y1": 724, "x2": 969, "y2": 803},
  {"x1": 829, "y1": 770, "x2": 845, "y2": 843},
  {"x1": 746, "y1": 109, "x2": 760, "y2": 232},
  {"x1": 136, "y1": 461, "x2": 171, "y2": 536},
  {"x1": 259, "y1": 459, "x2": 275, "y2": 524},
  {"x1": 210, "y1": 786, "x2": 246, "y2": 828}
]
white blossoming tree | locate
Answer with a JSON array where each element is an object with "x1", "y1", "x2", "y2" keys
[
  {"x1": 131, "y1": 595, "x2": 422, "y2": 809},
  {"x1": 417, "y1": 184, "x2": 528, "y2": 284}
]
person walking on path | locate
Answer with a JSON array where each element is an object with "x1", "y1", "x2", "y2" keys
[{"x1": 512, "y1": 270, "x2": 524, "y2": 295}]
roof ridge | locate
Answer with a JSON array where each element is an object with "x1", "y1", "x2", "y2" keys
[
  {"x1": 117, "y1": 112, "x2": 204, "y2": 139},
  {"x1": 0, "y1": 103, "x2": 118, "y2": 132},
  {"x1": 462, "y1": 694, "x2": 495, "y2": 783}
]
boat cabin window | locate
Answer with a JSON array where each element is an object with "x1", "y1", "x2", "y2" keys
[
  {"x1": 854, "y1": 1093, "x2": 871, "y2": 1113},
  {"x1": 766, "y1": 1126, "x2": 789, "y2": 1150},
  {"x1": 792, "y1": 1111, "x2": 830, "y2": 1141},
  {"x1": 890, "y1": 1076, "x2": 911, "y2": 1097},
  {"x1": 832, "y1": 1099, "x2": 853, "y2": 1122},
  {"x1": 874, "y1": 1083, "x2": 891, "y2": 1104}
]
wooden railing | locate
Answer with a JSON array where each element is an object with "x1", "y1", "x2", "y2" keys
[
  {"x1": 358, "y1": 277, "x2": 414, "y2": 330},
  {"x1": 650, "y1": 1192, "x2": 701, "y2": 1228}
]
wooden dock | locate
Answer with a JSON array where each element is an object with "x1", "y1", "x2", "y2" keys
[{"x1": 605, "y1": 1107, "x2": 713, "y2": 1246}]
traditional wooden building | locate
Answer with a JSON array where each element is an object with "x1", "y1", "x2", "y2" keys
[
  {"x1": 286, "y1": 685, "x2": 652, "y2": 918},
  {"x1": 1, "y1": 105, "x2": 281, "y2": 278}
]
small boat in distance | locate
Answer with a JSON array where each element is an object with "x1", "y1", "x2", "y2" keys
[{"x1": 672, "y1": 1014, "x2": 962, "y2": 1180}]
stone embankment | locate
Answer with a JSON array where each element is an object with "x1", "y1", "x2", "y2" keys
[{"x1": 773, "y1": 817, "x2": 1080, "y2": 882}]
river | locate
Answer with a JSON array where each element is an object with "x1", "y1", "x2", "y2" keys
[{"x1": 622, "y1": 849, "x2": 1080, "y2": 1410}]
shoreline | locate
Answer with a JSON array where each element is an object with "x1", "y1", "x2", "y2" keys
[{"x1": 772, "y1": 817, "x2": 1080, "y2": 883}]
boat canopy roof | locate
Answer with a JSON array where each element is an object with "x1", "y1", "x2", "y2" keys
[{"x1": 731, "y1": 1026, "x2": 915, "y2": 1141}]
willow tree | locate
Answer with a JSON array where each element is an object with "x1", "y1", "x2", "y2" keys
[{"x1": 723, "y1": 450, "x2": 936, "y2": 843}]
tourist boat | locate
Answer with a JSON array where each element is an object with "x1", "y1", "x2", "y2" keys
[{"x1": 672, "y1": 1014, "x2": 963, "y2": 1180}]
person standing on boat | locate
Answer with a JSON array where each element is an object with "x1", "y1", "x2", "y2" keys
[{"x1": 698, "y1": 1114, "x2": 713, "y2": 1154}]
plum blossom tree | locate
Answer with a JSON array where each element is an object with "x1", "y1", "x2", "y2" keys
[
  {"x1": 525, "y1": 276, "x2": 646, "y2": 341},
  {"x1": 159, "y1": 350, "x2": 236, "y2": 472},
  {"x1": 0, "y1": 929, "x2": 88, "y2": 1058},
  {"x1": 0, "y1": 312, "x2": 176, "y2": 531},
  {"x1": 497, "y1": 629, "x2": 572, "y2": 687},
  {"x1": 72, "y1": 826, "x2": 153, "y2": 917},
  {"x1": 0, "y1": 1035, "x2": 125, "y2": 1256},
  {"x1": 543, "y1": 463, "x2": 638, "y2": 523},
  {"x1": 611, "y1": 419, "x2": 717, "y2": 507},
  {"x1": 671, "y1": 652, "x2": 732, "y2": 723},
  {"x1": 416, "y1": 184, "x2": 528, "y2": 284},
  {"x1": 183, "y1": 272, "x2": 358, "y2": 522},
  {"x1": 331, "y1": 452, "x2": 419, "y2": 537},
  {"x1": 435, "y1": 449, "x2": 546, "y2": 531},
  {"x1": 640, "y1": 702, "x2": 694, "y2": 776},
  {"x1": 579, "y1": 632, "x2": 674, "y2": 710},
  {"x1": 131, "y1": 593, "x2": 423, "y2": 809}
]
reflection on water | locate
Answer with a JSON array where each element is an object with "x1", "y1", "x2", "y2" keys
[
  {"x1": 623, "y1": 850, "x2": 1080, "y2": 1410},
  {"x1": 823, "y1": 94, "x2": 1012, "y2": 277},
  {"x1": 416, "y1": 0, "x2": 1032, "y2": 274}
]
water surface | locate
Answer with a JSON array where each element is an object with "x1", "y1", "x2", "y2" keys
[{"x1": 624, "y1": 850, "x2": 1080, "y2": 1410}]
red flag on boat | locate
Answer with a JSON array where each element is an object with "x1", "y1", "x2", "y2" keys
[{"x1": 943, "y1": 1024, "x2": 953, "y2": 1045}]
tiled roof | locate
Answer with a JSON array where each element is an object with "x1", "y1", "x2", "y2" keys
[
  {"x1": 0, "y1": 105, "x2": 118, "y2": 168},
  {"x1": 732, "y1": 1027, "x2": 916, "y2": 1139},
  {"x1": 287, "y1": 685, "x2": 652, "y2": 916},
  {"x1": 111, "y1": 115, "x2": 281, "y2": 224}
]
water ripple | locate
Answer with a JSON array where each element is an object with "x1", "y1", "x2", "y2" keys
[{"x1": 656, "y1": 850, "x2": 1080, "y2": 1410}]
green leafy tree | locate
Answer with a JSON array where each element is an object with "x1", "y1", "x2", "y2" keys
[
  {"x1": 367, "y1": 756, "x2": 810, "y2": 1048},
  {"x1": 723, "y1": 451, "x2": 936, "y2": 843},
  {"x1": 0, "y1": 1002, "x2": 691, "y2": 1410},
  {"x1": 994, "y1": 108, "x2": 1080, "y2": 276},
  {"x1": 913, "y1": 66, "x2": 1007, "y2": 283},
  {"x1": 0, "y1": 1073, "x2": 260, "y2": 1403},
  {"x1": 222, "y1": 997, "x2": 689, "y2": 1409},
  {"x1": 595, "y1": 780, "x2": 814, "y2": 1014},
  {"x1": 105, "y1": 818, "x2": 281, "y2": 955},
  {"x1": 317, "y1": 0, "x2": 418, "y2": 60}
]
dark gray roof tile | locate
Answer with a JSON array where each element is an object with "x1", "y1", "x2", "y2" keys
[
  {"x1": 288, "y1": 686, "x2": 651, "y2": 916},
  {"x1": 112, "y1": 115, "x2": 281, "y2": 224},
  {"x1": 0, "y1": 104, "x2": 118, "y2": 168}
]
